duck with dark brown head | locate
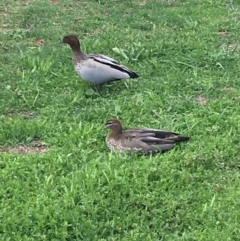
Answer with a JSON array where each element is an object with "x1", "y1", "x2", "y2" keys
[{"x1": 61, "y1": 35, "x2": 139, "y2": 91}]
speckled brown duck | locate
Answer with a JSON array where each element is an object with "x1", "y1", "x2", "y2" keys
[
  {"x1": 104, "y1": 119, "x2": 190, "y2": 154},
  {"x1": 61, "y1": 35, "x2": 139, "y2": 90}
]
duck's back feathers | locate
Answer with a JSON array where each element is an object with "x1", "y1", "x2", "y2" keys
[{"x1": 121, "y1": 128, "x2": 190, "y2": 154}]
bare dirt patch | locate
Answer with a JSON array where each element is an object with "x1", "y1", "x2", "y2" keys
[
  {"x1": 33, "y1": 38, "x2": 45, "y2": 46},
  {"x1": 226, "y1": 43, "x2": 240, "y2": 49},
  {"x1": 195, "y1": 95, "x2": 208, "y2": 105},
  {"x1": 23, "y1": 0, "x2": 31, "y2": 6},
  {"x1": 0, "y1": 141, "x2": 47, "y2": 154},
  {"x1": 221, "y1": 86, "x2": 234, "y2": 92},
  {"x1": 48, "y1": 0, "x2": 58, "y2": 5},
  {"x1": 221, "y1": 43, "x2": 240, "y2": 52},
  {"x1": 216, "y1": 30, "x2": 228, "y2": 35},
  {"x1": 3, "y1": 109, "x2": 35, "y2": 119}
]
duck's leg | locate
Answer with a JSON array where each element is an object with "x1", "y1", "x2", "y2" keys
[{"x1": 94, "y1": 83, "x2": 104, "y2": 91}]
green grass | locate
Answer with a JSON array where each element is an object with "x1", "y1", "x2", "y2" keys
[{"x1": 1, "y1": 0, "x2": 240, "y2": 240}]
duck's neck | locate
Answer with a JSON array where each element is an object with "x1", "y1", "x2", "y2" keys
[
  {"x1": 108, "y1": 127, "x2": 122, "y2": 140},
  {"x1": 71, "y1": 45, "x2": 83, "y2": 54},
  {"x1": 72, "y1": 49, "x2": 87, "y2": 61}
]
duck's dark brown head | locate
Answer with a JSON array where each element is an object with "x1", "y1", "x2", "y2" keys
[
  {"x1": 61, "y1": 35, "x2": 81, "y2": 52},
  {"x1": 104, "y1": 119, "x2": 123, "y2": 135}
]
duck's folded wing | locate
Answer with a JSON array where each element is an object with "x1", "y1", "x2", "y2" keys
[
  {"x1": 127, "y1": 128, "x2": 190, "y2": 142},
  {"x1": 139, "y1": 136, "x2": 174, "y2": 144},
  {"x1": 88, "y1": 54, "x2": 139, "y2": 78}
]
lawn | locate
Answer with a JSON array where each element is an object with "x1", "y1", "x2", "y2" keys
[{"x1": 1, "y1": 0, "x2": 240, "y2": 240}]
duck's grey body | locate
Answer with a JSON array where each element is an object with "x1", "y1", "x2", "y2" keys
[{"x1": 73, "y1": 53, "x2": 137, "y2": 85}]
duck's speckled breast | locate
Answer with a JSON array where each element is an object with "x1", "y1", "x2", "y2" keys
[{"x1": 106, "y1": 138, "x2": 127, "y2": 152}]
